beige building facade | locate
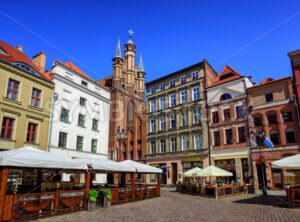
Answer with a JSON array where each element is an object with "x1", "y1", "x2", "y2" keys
[
  {"x1": 0, "y1": 41, "x2": 54, "y2": 151},
  {"x1": 145, "y1": 61, "x2": 217, "y2": 185}
]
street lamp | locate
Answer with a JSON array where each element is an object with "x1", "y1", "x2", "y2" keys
[
  {"x1": 251, "y1": 130, "x2": 267, "y2": 195},
  {"x1": 115, "y1": 126, "x2": 128, "y2": 161}
]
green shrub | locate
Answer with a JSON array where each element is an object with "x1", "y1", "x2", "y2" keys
[
  {"x1": 89, "y1": 188, "x2": 99, "y2": 203},
  {"x1": 103, "y1": 188, "x2": 112, "y2": 201}
]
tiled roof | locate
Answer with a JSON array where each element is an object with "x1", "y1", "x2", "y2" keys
[
  {"x1": 64, "y1": 61, "x2": 93, "y2": 81},
  {"x1": 0, "y1": 40, "x2": 49, "y2": 81},
  {"x1": 248, "y1": 76, "x2": 291, "y2": 90},
  {"x1": 209, "y1": 65, "x2": 243, "y2": 87},
  {"x1": 97, "y1": 75, "x2": 112, "y2": 90}
]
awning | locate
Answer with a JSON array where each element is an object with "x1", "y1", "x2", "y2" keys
[
  {"x1": 272, "y1": 154, "x2": 300, "y2": 170},
  {"x1": 194, "y1": 165, "x2": 233, "y2": 177},
  {"x1": 118, "y1": 160, "x2": 162, "y2": 174},
  {"x1": 74, "y1": 156, "x2": 135, "y2": 173},
  {"x1": 0, "y1": 146, "x2": 87, "y2": 170}
]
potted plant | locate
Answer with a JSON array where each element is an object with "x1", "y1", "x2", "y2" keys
[
  {"x1": 88, "y1": 188, "x2": 99, "y2": 211},
  {"x1": 103, "y1": 188, "x2": 112, "y2": 208}
]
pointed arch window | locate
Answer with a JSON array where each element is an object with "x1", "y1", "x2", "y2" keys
[{"x1": 128, "y1": 101, "x2": 134, "y2": 124}]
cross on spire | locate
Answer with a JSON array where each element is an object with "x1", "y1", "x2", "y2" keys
[{"x1": 128, "y1": 29, "x2": 134, "y2": 38}]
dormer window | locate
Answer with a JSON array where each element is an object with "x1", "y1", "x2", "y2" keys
[
  {"x1": 219, "y1": 72, "x2": 234, "y2": 80},
  {"x1": 81, "y1": 80, "x2": 88, "y2": 87},
  {"x1": 12, "y1": 63, "x2": 39, "y2": 76}
]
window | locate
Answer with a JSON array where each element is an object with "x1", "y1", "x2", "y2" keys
[
  {"x1": 235, "y1": 106, "x2": 244, "y2": 119},
  {"x1": 79, "y1": 97, "x2": 86, "y2": 106},
  {"x1": 270, "y1": 131, "x2": 279, "y2": 145},
  {"x1": 238, "y1": 127, "x2": 246, "y2": 143},
  {"x1": 170, "y1": 114, "x2": 176, "y2": 129},
  {"x1": 180, "y1": 91, "x2": 188, "y2": 104},
  {"x1": 31, "y1": 88, "x2": 41, "y2": 107},
  {"x1": 149, "y1": 119, "x2": 156, "y2": 133},
  {"x1": 193, "y1": 108, "x2": 201, "y2": 124},
  {"x1": 192, "y1": 72, "x2": 198, "y2": 80},
  {"x1": 160, "y1": 83, "x2": 165, "y2": 91},
  {"x1": 26, "y1": 123, "x2": 37, "y2": 143},
  {"x1": 150, "y1": 87, "x2": 156, "y2": 94},
  {"x1": 225, "y1": 129, "x2": 233, "y2": 144},
  {"x1": 282, "y1": 111, "x2": 293, "y2": 122},
  {"x1": 192, "y1": 87, "x2": 200, "y2": 101},
  {"x1": 223, "y1": 108, "x2": 231, "y2": 121},
  {"x1": 254, "y1": 116, "x2": 263, "y2": 126},
  {"x1": 78, "y1": 114, "x2": 85, "y2": 127},
  {"x1": 81, "y1": 80, "x2": 88, "y2": 87},
  {"x1": 181, "y1": 111, "x2": 188, "y2": 127},
  {"x1": 214, "y1": 131, "x2": 221, "y2": 146},
  {"x1": 60, "y1": 108, "x2": 69, "y2": 123},
  {"x1": 6, "y1": 79, "x2": 19, "y2": 101},
  {"x1": 76, "y1": 136, "x2": 84, "y2": 151},
  {"x1": 127, "y1": 102, "x2": 134, "y2": 124},
  {"x1": 268, "y1": 114, "x2": 277, "y2": 124},
  {"x1": 194, "y1": 134, "x2": 201, "y2": 150},
  {"x1": 180, "y1": 76, "x2": 186, "y2": 84},
  {"x1": 181, "y1": 135, "x2": 189, "y2": 150},
  {"x1": 159, "y1": 97, "x2": 166, "y2": 110},
  {"x1": 92, "y1": 119, "x2": 98, "y2": 131},
  {"x1": 286, "y1": 129, "x2": 296, "y2": 143},
  {"x1": 220, "y1": 93, "x2": 232, "y2": 101},
  {"x1": 169, "y1": 93, "x2": 176, "y2": 107},
  {"x1": 265, "y1": 93, "x2": 273, "y2": 103},
  {"x1": 160, "y1": 139, "x2": 166, "y2": 153},
  {"x1": 159, "y1": 116, "x2": 166, "y2": 131},
  {"x1": 170, "y1": 137, "x2": 177, "y2": 152},
  {"x1": 58, "y1": 132, "x2": 67, "y2": 148},
  {"x1": 150, "y1": 100, "x2": 156, "y2": 112},
  {"x1": 212, "y1": 111, "x2": 219, "y2": 124},
  {"x1": 150, "y1": 140, "x2": 156, "y2": 154},
  {"x1": 91, "y1": 139, "x2": 97, "y2": 153},
  {"x1": 1, "y1": 117, "x2": 14, "y2": 139},
  {"x1": 13, "y1": 62, "x2": 39, "y2": 76},
  {"x1": 170, "y1": 79, "x2": 175, "y2": 87}
]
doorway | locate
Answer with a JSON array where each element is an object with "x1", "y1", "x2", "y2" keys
[
  {"x1": 256, "y1": 163, "x2": 267, "y2": 189},
  {"x1": 171, "y1": 163, "x2": 178, "y2": 185}
]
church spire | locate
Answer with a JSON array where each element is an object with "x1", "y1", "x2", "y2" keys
[
  {"x1": 114, "y1": 35, "x2": 122, "y2": 58},
  {"x1": 138, "y1": 51, "x2": 144, "y2": 72}
]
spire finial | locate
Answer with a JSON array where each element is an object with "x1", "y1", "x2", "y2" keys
[
  {"x1": 138, "y1": 51, "x2": 144, "y2": 72},
  {"x1": 128, "y1": 29, "x2": 134, "y2": 39},
  {"x1": 114, "y1": 35, "x2": 122, "y2": 58}
]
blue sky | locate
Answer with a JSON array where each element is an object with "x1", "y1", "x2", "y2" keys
[{"x1": 1, "y1": 0, "x2": 300, "y2": 84}]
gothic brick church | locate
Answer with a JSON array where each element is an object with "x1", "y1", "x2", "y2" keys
[{"x1": 98, "y1": 32, "x2": 147, "y2": 162}]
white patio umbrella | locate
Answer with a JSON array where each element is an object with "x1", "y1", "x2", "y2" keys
[
  {"x1": 272, "y1": 154, "x2": 300, "y2": 170},
  {"x1": 118, "y1": 160, "x2": 162, "y2": 174},
  {"x1": 0, "y1": 146, "x2": 87, "y2": 170},
  {"x1": 182, "y1": 167, "x2": 202, "y2": 177},
  {"x1": 195, "y1": 165, "x2": 233, "y2": 177}
]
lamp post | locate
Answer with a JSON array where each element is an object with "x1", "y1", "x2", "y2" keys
[
  {"x1": 116, "y1": 126, "x2": 128, "y2": 161},
  {"x1": 251, "y1": 130, "x2": 267, "y2": 195}
]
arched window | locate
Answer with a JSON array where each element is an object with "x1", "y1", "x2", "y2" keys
[
  {"x1": 127, "y1": 101, "x2": 134, "y2": 124},
  {"x1": 220, "y1": 93, "x2": 232, "y2": 101}
]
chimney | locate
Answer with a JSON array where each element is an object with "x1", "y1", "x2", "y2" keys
[
  {"x1": 16, "y1": 45, "x2": 23, "y2": 52},
  {"x1": 32, "y1": 52, "x2": 46, "y2": 73}
]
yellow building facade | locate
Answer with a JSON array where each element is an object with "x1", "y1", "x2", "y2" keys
[{"x1": 0, "y1": 42, "x2": 54, "y2": 151}]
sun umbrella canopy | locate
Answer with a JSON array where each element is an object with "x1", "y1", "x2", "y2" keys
[
  {"x1": 182, "y1": 167, "x2": 202, "y2": 177},
  {"x1": 118, "y1": 160, "x2": 162, "y2": 174},
  {"x1": 272, "y1": 154, "x2": 300, "y2": 170},
  {"x1": 195, "y1": 165, "x2": 233, "y2": 177},
  {"x1": 0, "y1": 146, "x2": 87, "y2": 170},
  {"x1": 74, "y1": 156, "x2": 135, "y2": 173}
]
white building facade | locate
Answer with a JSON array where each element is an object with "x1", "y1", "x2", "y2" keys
[{"x1": 48, "y1": 61, "x2": 111, "y2": 162}]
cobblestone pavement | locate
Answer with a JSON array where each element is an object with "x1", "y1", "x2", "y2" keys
[{"x1": 36, "y1": 188, "x2": 300, "y2": 222}]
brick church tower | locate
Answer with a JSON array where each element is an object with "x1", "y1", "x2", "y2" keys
[{"x1": 99, "y1": 31, "x2": 147, "y2": 162}]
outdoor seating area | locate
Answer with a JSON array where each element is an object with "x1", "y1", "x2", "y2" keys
[
  {"x1": 0, "y1": 147, "x2": 162, "y2": 222},
  {"x1": 176, "y1": 165, "x2": 247, "y2": 199}
]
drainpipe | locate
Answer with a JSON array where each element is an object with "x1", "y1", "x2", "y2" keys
[{"x1": 47, "y1": 92, "x2": 58, "y2": 152}]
